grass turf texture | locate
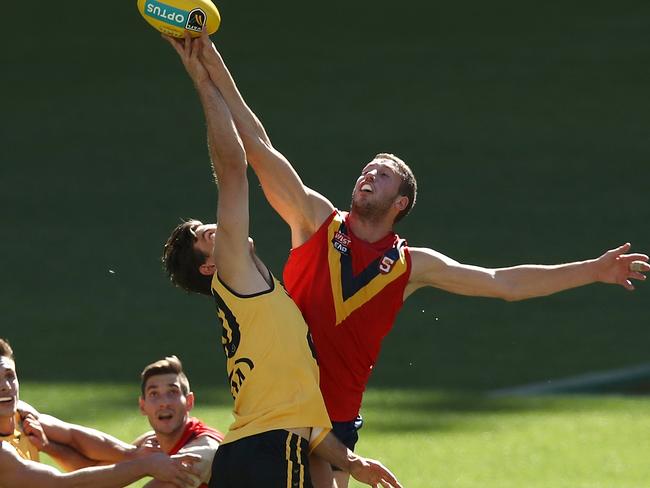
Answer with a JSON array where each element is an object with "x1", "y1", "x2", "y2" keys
[{"x1": 25, "y1": 383, "x2": 650, "y2": 488}]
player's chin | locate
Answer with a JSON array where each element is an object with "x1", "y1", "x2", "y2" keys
[
  {"x1": 154, "y1": 417, "x2": 183, "y2": 434},
  {"x1": 0, "y1": 398, "x2": 17, "y2": 416}
]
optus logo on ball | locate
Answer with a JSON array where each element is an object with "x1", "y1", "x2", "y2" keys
[{"x1": 144, "y1": 0, "x2": 187, "y2": 26}]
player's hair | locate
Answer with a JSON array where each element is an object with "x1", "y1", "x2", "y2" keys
[
  {"x1": 0, "y1": 338, "x2": 14, "y2": 361},
  {"x1": 162, "y1": 219, "x2": 213, "y2": 296},
  {"x1": 140, "y1": 355, "x2": 190, "y2": 397},
  {"x1": 374, "y1": 153, "x2": 417, "y2": 223}
]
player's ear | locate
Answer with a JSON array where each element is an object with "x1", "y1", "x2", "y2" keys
[
  {"x1": 138, "y1": 397, "x2": 146, "y2": 416},
  {"x1": 186, "y1": 392, "x2": 195, "y2": 411},
  {"x1": 394, "y1": 195, "x2": 409, "y2": 212},
  {"x1": 199, "y1": 263, "x2": 216, "y2": 276}
]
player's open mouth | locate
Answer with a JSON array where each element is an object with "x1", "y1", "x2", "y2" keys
[
  {"x1": 360, "y1": 184, "x2": 373, "y2": 193},
  {"x1": 0, "y1": 397, "x2": 14, "y2": 404},
  {"x1": 157, "y1": 412, "x2": 174, "y2": 421}
]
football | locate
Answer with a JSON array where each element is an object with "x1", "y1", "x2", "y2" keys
[{"x1": 137, "y1": 0, "x2": 221, "y2": 38}]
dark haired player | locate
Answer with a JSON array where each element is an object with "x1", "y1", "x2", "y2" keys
[
  {"x1": 162, "y1": 33, "x2": 401, "y2": 488},
  {"x1": 37, "y1": 355, "x2": 223, "y2": 488},
  {"x1": 161, "y1": 30, "x2": 650, "y2": 488}
]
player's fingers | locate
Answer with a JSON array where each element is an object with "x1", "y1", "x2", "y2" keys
[
  {"x1": 190, "y1": 38, "x2": 201, "y2": 60},
  {"x1": 172, "y1": 453, "x2": 201, "y2": 465},
  {"x1": 201, "y1": 25, "x2": 210, "y2": 44},
  {"x1": 611, "y1": 242, "x2": 631, "y2": 255},
  {"x1": 625, "y1": 255, "x2": 650, "y2": 266},
  {"x1": 183, "y1": 31, "x2": 192, "y2": 56},
  {"x1": 176, "y1": 472, "x2": 194, "y2": 486},
  {"x1": 622, "y1": 279, "x2": 635, "y2": 291},
  {"x1": 163, "y1": 35, "x2": 185, "y2": 58},
  {"x1": 630, "y1": 272, "x2": 647, "y2": 281}
]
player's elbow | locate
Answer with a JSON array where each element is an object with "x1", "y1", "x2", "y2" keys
[{"x1": 492, "y1": 275, "x2": 527, "y2": 302}]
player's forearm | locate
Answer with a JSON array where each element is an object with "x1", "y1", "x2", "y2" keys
[
  {"x1": 40, "y1": 441, "x2": 100, "y2": 472},
  {"x1": 311, "y1": 432, "x2": 355, "y2": 473},
  {"x1": 194, "y1": 79, "x2": 247, "y2": 173},
  {"x1": 494, "y1": 259, "x2": 598, "y2": 301},
  {"x1": 4, "y1": 458, "x2": 151, "y2": 488},
  {"x1": 39, "y1": 415, "x2": 135, "y2": 464},
  {"x1": 56, "y1": 458, "x2": 154, "y2": 488},
  {"x1": 201, "y1": 48, "x2": 271, "y2": 147}
]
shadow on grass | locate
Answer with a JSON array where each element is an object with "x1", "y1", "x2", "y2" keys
[
  {"x1": 361, "y1": 387, "x2": 650, "y2": 434},
  {"x1": 22, "y1": 381, "x2": 647, "y2": 434}
]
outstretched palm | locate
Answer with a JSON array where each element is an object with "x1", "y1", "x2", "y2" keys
[{"x1": 595, "y1": 243, "x2": 649, "y2": 290}]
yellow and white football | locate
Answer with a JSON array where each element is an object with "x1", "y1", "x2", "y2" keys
[{"x1": 137, "y1": 0, "x2": 220, "y2": 38}]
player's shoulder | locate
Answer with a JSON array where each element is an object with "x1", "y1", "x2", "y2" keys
[
  {"x1": 183, "y1": 434, "x2": 221, "y2": 450},
  {"x1": 0, "y1": 440, "x2": 22, "y2": 463},
  {"x1": 132, "y1": 430, "x2": 157, "y2": 447},
  {"x1": 407, "y1": 247, "x2": 458, "y2": 278},
  {"x1": 17, "y1": 400, "x2": 40, "y2": 419}
]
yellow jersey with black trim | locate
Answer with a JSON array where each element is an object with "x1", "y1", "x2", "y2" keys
[
  {"x1": 0, "y1": 413, "x2": 39, "y2": 461},
  {"x1": 211, "y1": 272, "x2": 332, "y2": 447}
]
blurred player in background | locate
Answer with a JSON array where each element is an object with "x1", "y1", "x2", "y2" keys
[
  {"x1": 133, "y1": 355, "x2": 223, "y2": 487},
  {"x1": 168, "y1": 30, "x2": 650, "y2": 488},
  {"x1": 0, "y1": 338, "x2": 199, "y2": 488},
  {"x1": 37, "y1": 355, "x2": 223, "y2": 488},
  {"x1": 161, "y1": 33, "x2": 401, "y2": 488}
]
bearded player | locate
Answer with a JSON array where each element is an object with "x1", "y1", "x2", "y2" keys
[
  {"x1": 161, "y1": 30, "x2": 650, "y2": 488},
  {"x1": 161, "y1": 33, "x2": 401, "y2": 488}
]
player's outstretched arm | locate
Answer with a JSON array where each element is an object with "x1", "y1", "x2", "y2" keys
[
  {"x1": 34, "y1": 413, "x2": 138, "y2": 470},
  {"x1": 406, "y1": 243, "x2": 649, "y2": 301},
  {"x1": 312, "y1": 432, "x2": 402, "y2": 488},
  {"x1": 165, "y1": 34, "x2": 268, "y2": 292},
  {"x1": 0, "y1": 442, "x2": 200, "y2": 488},
  {"x1": 191, "y1": 30, "x2": 335, "y2": 244}
]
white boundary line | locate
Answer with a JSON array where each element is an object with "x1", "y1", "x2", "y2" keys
[{"x1": 489, "y1": 363, "x2": 650, "y2": 397}]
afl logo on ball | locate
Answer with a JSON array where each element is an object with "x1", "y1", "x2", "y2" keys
[{"x1": 185, "y1": 8, "x2": 206, "y2": 32}]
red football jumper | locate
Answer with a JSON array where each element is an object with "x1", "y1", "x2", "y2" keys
[
  {"x1": 168, "y1": 417, "x2": 224, "y2": 488},
  {"x1": 283, "y1": 210, "x2": 411, "y2": 421}
]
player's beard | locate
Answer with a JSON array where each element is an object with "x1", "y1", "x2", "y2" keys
[{"x1": 350, "y1": 189, "x2": 395, "y2": 224}]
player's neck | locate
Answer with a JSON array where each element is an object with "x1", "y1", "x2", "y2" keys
[
  {"x1": 155, "y1": 419, "x2": 189, "y2": 453},
  {"x1": 347, "y1": 212, "x2": 394, "y2": 243},
  {"x1": 0, "y1": 414, "x2": 15, "y2": 436}
]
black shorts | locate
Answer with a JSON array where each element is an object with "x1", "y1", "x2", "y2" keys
[
  {"x1": 330, "y1": 415, "x2": 363, "y2": 471},
  {"x1": 209, "y1": 430, "x2": 312, "y2": 488}
]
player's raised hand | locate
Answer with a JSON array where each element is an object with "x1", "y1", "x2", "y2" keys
[
  {"x1": 594, "y1": 243, "x2": 649, "y2": 290},
  {"x1": 349, "y1": 455, "x2": 403, "y2": 488},
  {"x1": 195, "y1": 27, "x2": 224, "y2": 68},
  {"x1": 163, "y1": 31, "x2": 210, "y2": 86},
  {"x1": 146, "y1": 452, "x2": 202, "y2": 487}
]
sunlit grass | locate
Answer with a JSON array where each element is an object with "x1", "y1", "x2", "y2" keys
[{"x1": 21, "y1": 383, "x2": 650, "y2": 487}]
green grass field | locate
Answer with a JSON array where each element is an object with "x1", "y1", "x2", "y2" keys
[{"x1": 26, "y1": 382, "x2": 650, "y2": 488}]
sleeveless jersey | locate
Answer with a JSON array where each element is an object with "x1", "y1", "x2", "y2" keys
[
  {"x1": 211, "y1": 272, "x2": 332, "y2": 447},
  {"x1": 168, "y1": 417, "x2": 224, "y2": 454},
  {"x1": 168, "y1": 417, "x2": 223, "y2": 488},
  {"x1": 0, "y1": 413, "x2": 39, "y2": 461},
  {"x1": 283, "y1": 210, "x2": 411, "y2": 421}
]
